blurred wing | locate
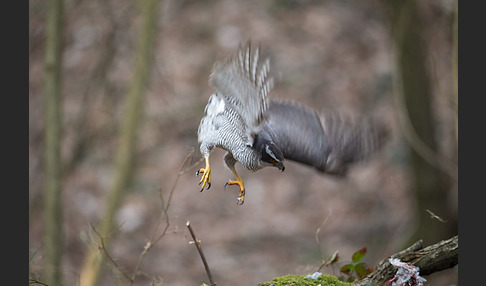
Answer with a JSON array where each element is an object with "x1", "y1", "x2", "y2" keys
[
  {"x1": 262, "y1": 100, "x2": 331, "y2": 170},
  {"x1": 209, "y1": 42, "x2": 273, "y2": 138},
  {"x1": 319, "y1": 108, "x2": 389, "y2": 172},
  {"x1": 264, "y1": 100, "x2": 388, "y2": 175}
]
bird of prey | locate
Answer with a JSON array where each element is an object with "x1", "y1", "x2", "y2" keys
[{"x1": 197, "y1": 42, "x2": 388, "y2": 205}]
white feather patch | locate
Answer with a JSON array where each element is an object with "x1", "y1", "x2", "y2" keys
[{"x1": 205, "y1": 94, "x2": 225, "y2": 116}]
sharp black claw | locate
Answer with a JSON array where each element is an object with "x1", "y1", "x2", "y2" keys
[
  {"x1": 236, "y1": 190, "x2": 246, "y2": 205},
  {"x1": 199, "y1": 181, "x2": 210, "y2": 192},
  {"x1": 224, "y1": 182, "x2": 228, "y2": 190},
  {"x1": 196, "y1": 170, "x2": 200, "y2": 176}
]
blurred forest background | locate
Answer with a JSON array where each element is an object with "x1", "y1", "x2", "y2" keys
[{"x1": 29, "y1": 0, "x2": 458, "y2": 285}]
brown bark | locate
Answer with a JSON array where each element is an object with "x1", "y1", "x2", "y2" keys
[{"x1": 355, "y1": 235, "x2": 458, "y2": 286}]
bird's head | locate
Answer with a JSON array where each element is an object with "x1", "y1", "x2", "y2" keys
[{"x1": 260, "y1": 141, "x2": 285, "y2": 171}]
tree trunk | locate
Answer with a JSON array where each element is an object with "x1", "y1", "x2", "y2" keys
[
  {"x1": 79, "y1": 0, "x2": 161, "y2": 285},
  {"x1": 386, "y1": 0, "x2": 457, "y2": 245},
  {"x1": 42, "y1": 0, "x2": 64, "y2": 284}
]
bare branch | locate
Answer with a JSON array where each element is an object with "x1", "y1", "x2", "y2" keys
[
  {"x1": 29, "y1": 279, "x2": 49, "y2": 286},
  {"x1": 187, "y1": 221, "x2": 216, "y2": 286},
  {"x1": 89, "y1": 223, "x2": 133, "y2": 283},
  {"x1": 86, "y1": 149, "x2": 200, "y2": 285},
  {"x1": 426, "y1": 209, "x2": 447, "y2": 223},
  {"x1": 128, "y1": 148, "x2": 201, "y2": 285},
  {"x1": 355, "y1": 235, "x2": 458, "y2": 286},
  {"x1": 151, "y1": 148, "x2": 200, "y2": 247},
  {"x1": 314, "y1": 209, "x2": 334, "y2": 272}
]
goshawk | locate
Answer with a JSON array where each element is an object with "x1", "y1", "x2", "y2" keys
[{"x1": 197, "y1": 42, "x2": 388, "y2": 205}]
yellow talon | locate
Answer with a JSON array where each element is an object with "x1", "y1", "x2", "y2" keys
[
  {"x1": 224, "y1": 170, "x2": 246, "y2": 205},
  {"x1": 197, "y1": 157, "x2": 211, "y2": 191}
]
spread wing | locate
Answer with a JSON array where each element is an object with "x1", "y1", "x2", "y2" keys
[
  {"x1": 209, "y1": 41, "x2": 273, "y2": 143},
  {"x1": 262, "y1": 100, "x2": 389, "y2": 175}
]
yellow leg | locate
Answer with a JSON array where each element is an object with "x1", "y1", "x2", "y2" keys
[
  {"x1": 224, "y1": 168, "x2": 246, "y2": 205},
  {"x1": 196, "y1": 156, "x2": 211, "y2": 191}
]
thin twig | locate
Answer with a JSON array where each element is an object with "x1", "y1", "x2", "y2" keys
[
  {"x1": 151, "y1": 148, "x2": 200, "y2": 247},
  {"x1": 186, "y1": 221, "x2": 216, "y2": 286},
  {"x1": 390, "y1": 239, "x2": 423, "y2": 259},
  {"x1": 87, "y1": 149, "x2": 202, "y2": 285},
  {"x1": 128, "y1": 148, "x2": 202, "y2": 285},
  {"x1": 89, "y1": 223, "x2": 133, "y2": 283},
  {"x1": 425, "y1": 209, "x2": 447, "y2": 223},
  {"x1": 315, "y1": 209, "x2": 333, "y2": 272},
  {"x1": 29, "y1": 279, "x2": 49, "y2": 286},
  {"x1": 314, "y1": 208, "x2": 332, "y2": 249}
]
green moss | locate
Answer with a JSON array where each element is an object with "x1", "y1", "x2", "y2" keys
[{"x1": 258, "y1": 273, "x2": 353, "y2": 286}]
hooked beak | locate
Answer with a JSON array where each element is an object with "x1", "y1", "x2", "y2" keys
[{"x1": 277, "y1": 162, "x2": 285, "y2": 172}]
